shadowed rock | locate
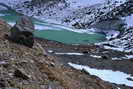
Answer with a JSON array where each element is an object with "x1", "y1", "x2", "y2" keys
[
  {"x1": 0, "y1": 79, "x2": 5, "y2": 88},
  {"x1": 14, "y1": 69, "x2": 29, "y2": 80},
  {"x1": 10, "y1": 16, "x2": 35, "y2": 48}
]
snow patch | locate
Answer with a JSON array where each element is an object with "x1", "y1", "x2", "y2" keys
[
  {"x1": 0, "y1": 61, "x2": 6, "y2": 65},
  {"x1": 112, "y1": 55, "x2": 133, "y2": 60},
  {"x1": 112, "y1": 57, "x2": 122, "y2": 60},
  {"x1": 90, "y1": 55, "x2": 102, "y2": 58},
  {"x1": 34, "y1": 24, "x2": 56, "y2": 30},
  {"x1": 124, "y1": 14, "x2": 133, "y2": 28},
  {"x1": 125, "y1": 55, "x2": 133, "y2": 59},
  {"x1": 55, "y1": 52, "x2": 84, "y2": 55},
  {"x1": 104, "y1": 46, "x2": 125, "y2": 52},
  {"x1": 117, "y1": 87, "x2": 121, "y2": 89},
  {"x1": 68, "y1": 62, "x2": 133, "y2": 87},
  {"x1": 48, "y1": 50, "x2": 54, "y2": 53},
  {"x1": 105, "y1": 30, "x2": 120, "y2": 40},
  {"x1": 67, "y1": 0, "x2": 106, "y2": 9}
]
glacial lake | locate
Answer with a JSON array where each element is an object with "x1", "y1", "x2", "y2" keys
[{"x1": 0, "y1": 7, "x2": 106, "y2": 44}]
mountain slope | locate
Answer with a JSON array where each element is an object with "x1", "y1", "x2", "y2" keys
[{"x1": 0, "y1": 19, "x2": 119, "y2": 89}]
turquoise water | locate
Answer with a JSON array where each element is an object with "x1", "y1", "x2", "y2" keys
[
  {"x1": 34, "y1": 30, "x2": 105, "y2": 44},
  {"x1": 0, "y1": 9, "x2": 106, "y2": 44}
]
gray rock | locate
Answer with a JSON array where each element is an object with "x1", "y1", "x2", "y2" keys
[{"x1": 10, "y1": 16, "x2": 34, "y2": 48}]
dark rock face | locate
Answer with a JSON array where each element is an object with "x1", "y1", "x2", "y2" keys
[{"x1": 10, "y1": 16, "x2": 34, "y2": 48}]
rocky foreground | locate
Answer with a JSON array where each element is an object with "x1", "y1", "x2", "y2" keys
[{"x1": 0, "y1": 18, "x2": 133, "y2": 89}]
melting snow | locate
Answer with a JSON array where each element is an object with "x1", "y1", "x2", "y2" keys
[
  {"x1": 48, "y1": 50, "x2": 54, "y2": 53},
  {"x1": 104, "y1": 46, "x2": 125, "y2": 52},
  {"x1": 112, "y1": 57, "x2": 122, "y2": 60},
  {"x1": 68, "y1": 62, "x2": 133, "y2": 87},
  {"x1": 55, "y1": 52, "x2": 84, "y2": 55},
  {"x1": 90, "y1": 55, "x2": 102, "y2": 58},
  {"x1": 117, "y1": 87, "x2": 121, "y2": 89},
  {"x1": 125, "y1": 55, "x2": 133, "y2": 59},
  {"x1": 112, "y1": 55, "x2": 133, "y2": 60}
]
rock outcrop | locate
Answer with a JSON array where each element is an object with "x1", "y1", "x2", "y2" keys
[{"x1": 10, "y1": 16, "x2": 34, "y2": 48}]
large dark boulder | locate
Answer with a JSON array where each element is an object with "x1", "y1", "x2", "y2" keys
[{"x1": 10, "y1": 16, "x2": 35, "y2": 48}]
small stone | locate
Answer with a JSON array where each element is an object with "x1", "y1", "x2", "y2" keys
[
  {"x1": 82, "y1": 51, "x2": 89, "y2": 54},
  {"x1": 127, "y1": 77, "x2": 133, "y2": 81},
  {"x1": 101, "y1": 55, "x2": 108, "y2": 59},
  {"x1": 14, "y1": 69, "x2": 29, "y2": 80}
]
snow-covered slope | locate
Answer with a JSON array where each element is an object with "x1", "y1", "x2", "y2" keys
[
  {"x1": 0, "y1": 0, "x2": 127, "y2": 27},
  {"x1": 97, "y1": 14, "x2": 133, "y2": 53}
]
